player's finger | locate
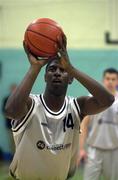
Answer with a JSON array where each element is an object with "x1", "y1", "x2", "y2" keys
[
  {"x1": 57, "y1": 47, "x2": 64, "y2": 58},
  {"x1": 54, "y1": 43, "x2": 62, "y2": 58},
  {"x1": 63, "y1": 34, "x2": 67, "y2": 48},
  {"x1": 57, "y1": 52, "x2": 62, "y2": 59},
  {"x1": 37, "y1": 56, "x2": 49, "y2": 61},
  {"x1": 39, "y1": 59, "x2": 48, "y2": 65},
  {"x1": 57, "y1": 35, "x2": 63, "y2": 48}
]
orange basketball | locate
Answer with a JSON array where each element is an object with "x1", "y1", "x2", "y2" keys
[{"x1": 24, "y1": 18, "x2": 64, "y2": 58}]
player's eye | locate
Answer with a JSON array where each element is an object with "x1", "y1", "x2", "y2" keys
[
  {"x1": 112, "y1": 78, "x2": 116, "y2": 81},
  {"x1": 106, "y1": 77, "x2": 110, "y2": 81},
  {"x1": 60, "y1": 68, "x2": 65, "y2": 73},
  {"x1": 48, "y1": 66, "x2": 56, "y2": 72}
]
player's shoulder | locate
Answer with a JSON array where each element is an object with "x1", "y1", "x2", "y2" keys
[
  {"x1": 30, "y1": 93, "x2": 43, "y2": 105},
  {"x1": 11, "y1": 94, "x2": 41, "y2": 134},
  {"x1": 30, "y1": 93, "x2": 40, "y2": 100},
  {"x1": 66, "y1": 96, "x2": 77, "y2": 104},
  {"x1": 67, "y1": 96, "x2": 80, "y2": 113}
]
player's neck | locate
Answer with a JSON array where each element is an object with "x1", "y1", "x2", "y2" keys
[{"x1": 43, "y1": 90, "x2": 66, "y2": 112}]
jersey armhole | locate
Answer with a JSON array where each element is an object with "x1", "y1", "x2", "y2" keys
[
  {"x1": 73, "y1": 98, "x2": 82, "y2": 133},
  {"x1": 73, "y1": 98, "x2": 81, "y2": 116},
  {"x1": 73, "y1": 98, "x2": 83, "y2": 122},
  {"x1": 11, "y1": 98, "x2": 35, "y2": 133}
]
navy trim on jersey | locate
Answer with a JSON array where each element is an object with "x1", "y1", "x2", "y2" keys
[
  {"x1": 12, "y1": 99, "x2": 35, "y2": 132},
  {"x1": 73, "y1": 99, "x2": 81, "y2": 118},
  {"x1": 73, "y1": 98, "x2": 83, "y2": 122},
  {"x1": 40, "y1": 94, "x2": 66, "y2": 116}
]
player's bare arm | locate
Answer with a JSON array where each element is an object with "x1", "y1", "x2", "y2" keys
[
  {"x1": 77, "y1": 116, "x2": 90, "y2": 166},
  {"x1": 58, "y1": 35, "x2": 114, "y2": 118},
  {"x1": 5, "y1": 42, "x2": 48, "y2": 120}
]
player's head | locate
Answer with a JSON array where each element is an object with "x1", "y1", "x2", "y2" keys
[
  {"x1": 103, "y1": 68, "x2": 118, "y2": 92},
  {"x1": 44, "y1": 58, "x2": 73, "y2": 96}
]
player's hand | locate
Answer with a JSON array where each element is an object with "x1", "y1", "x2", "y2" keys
[
  {"x1": 77, "y1": 149, "x2": 87, "y2": 166},
  {"x1": 23, "y1": 41, "x2": 48, "y2": 70},
  {"x1": 56, "y1": 35, "x2": 72, "y2": 71}
]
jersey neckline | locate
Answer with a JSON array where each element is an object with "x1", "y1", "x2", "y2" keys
[{"x1": 40, "y1": 94, "x2": 67, "y2": 116}]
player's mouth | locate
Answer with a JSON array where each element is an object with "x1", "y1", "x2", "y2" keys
[{"x1": 52, "y1": 79, "x2": 62, "y2": 84}]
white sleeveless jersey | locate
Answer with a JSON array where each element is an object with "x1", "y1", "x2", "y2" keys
[
  {"x1": 87, "y1": 93, "x2": 118, "y2": 150},
  {"x1": 10, "y1": 94, "x2": 81, "y2": 180}
]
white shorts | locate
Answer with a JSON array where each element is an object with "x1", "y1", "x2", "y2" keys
[{"x1": 84, "y1": 146, "x2": 118, "y2": 180}]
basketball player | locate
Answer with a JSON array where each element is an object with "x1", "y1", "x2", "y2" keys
[
  {"x1": 5, "y1": 36, "x2": 114, "y2": 180},
  {"x1": 78, "y1": 68, "x2": 118, "y2": 180}
]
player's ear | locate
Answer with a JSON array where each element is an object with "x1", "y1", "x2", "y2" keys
[{"x1": 68, "y1": 76, "x2": 73, "y2": 84}]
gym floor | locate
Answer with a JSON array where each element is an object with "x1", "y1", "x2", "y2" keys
[
  {"x1": 0, "y1": 162, "x2": 83, "y2": 180},
  {"x1": 0, "y1": 162, "x2": 104, "y2": 180}
]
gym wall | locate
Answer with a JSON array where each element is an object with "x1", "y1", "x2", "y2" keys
[{"x1": 0, "y1": 0, "x2": 118, "y2": 49}]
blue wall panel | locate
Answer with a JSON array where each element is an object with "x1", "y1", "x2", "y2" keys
[{"x1": 0, "y1": 49, "x2": 118, "y2": 152}]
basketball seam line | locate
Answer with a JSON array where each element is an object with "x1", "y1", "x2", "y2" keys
[
  {"x1": 27, "y1": 29, "x2": 57, "y2": 43},
  {"x1": 28, "y1": 21, "x2": 62, "y2": 34},
  {"x1": 27, "y1": 33, "x2": 55, "y2": 55}
]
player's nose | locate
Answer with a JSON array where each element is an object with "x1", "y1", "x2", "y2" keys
[{"x1": 54, "y1": 68, "x2": 61, "y2": 76}]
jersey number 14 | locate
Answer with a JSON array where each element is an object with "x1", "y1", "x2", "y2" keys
[{"x1": 63, "y1": 113, "x2": 74, "y2": 132}]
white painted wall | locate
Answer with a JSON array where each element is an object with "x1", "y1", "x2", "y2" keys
[{"x1": 0, "y1": 0, "x2": 118, "y2": 49}]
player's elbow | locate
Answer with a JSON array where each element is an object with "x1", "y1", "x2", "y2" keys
[
  {"x1": 5, "y1": 102, "x2": 14, "y2": 119},
  {"x1": 5, "y1": 104, "x2": 21, "y2": 120},
  {"x1": 107, "y1": 94, "x2": 114, "y2": 106},
  {"x1": 5, "y1": 99, "x2": 27, "y2": 120},
  {"x1": 5, "y1": 98, "x2": 17, "y2": 119},
  {"x1": 102, "y1": 94, "x2": 115, "y2": 108}
]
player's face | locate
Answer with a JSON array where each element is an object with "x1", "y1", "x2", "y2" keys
[
  {"x1": 45, "y1": 60, "x2": 72, "y2": 95},
  {"x1": 103, "y1": 73, "x2": 118, "y2": 92}
]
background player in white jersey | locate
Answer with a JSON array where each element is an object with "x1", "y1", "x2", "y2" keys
[
  {"x1": 78, "y1": 68, "x2": 118, "y2": 180},
  {"x1": 5, "y1": 36, "x2": 114, "y2": 180}
]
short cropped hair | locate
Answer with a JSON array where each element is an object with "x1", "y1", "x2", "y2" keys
[
  {"x1": 103, "y1": 68, "x2": 118, "y2": 77},
  {"x1": 45, "y1": 56, "x2": 59, "y2": 72}
]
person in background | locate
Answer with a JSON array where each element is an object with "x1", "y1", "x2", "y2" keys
[
  {"x1": 78, "y1": 68, "x2": 118, "y2": 180},
  {"x1": 2, "y1": 84, "x2": 17, "y2": 155}
]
